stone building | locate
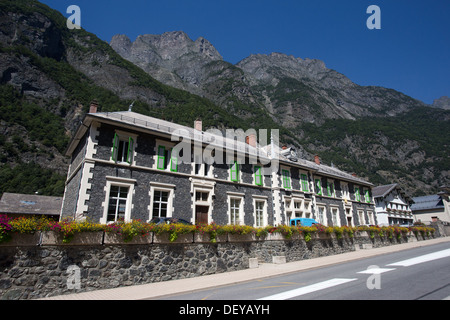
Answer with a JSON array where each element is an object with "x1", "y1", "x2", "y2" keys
[{"x1": 61, "y1": 104, "x2": 375, "y2": 227}]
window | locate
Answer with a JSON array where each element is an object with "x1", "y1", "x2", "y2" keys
[
  {"x1": 254, "y1": 166, "x2": 263, "y2": 186},
  {"x1": 230, "y1": 198, "x2": 241, "y2": 225},
  {"x1": 364, "y1": 189, "x2": 371, "y2": 203},
  {"x1": 152, "y1": 190, "x2": 169, "y2": 218},
  {"x1": 148, "y1": 182, "x2": 175, "y2": 221},
  {"x1": 317, "y1": 206, "x2": 326, "y2": 225},
  {"x1": 282, "y1": 169, "x2": 291, "y2": 189},
  {"x1": 315, "y1": 178, "x2": 322, "y2": 195},
  {"x1": 107, "y1": 186, "x2": 129, "y2": 222},
  {"x1": 358, "y1": 210, "x2": 365, "y2": 225},
  {"x1": 331, "y1": 207, "x2": 340, "y2": 226},
  {"x1": 355, "y1": 187, "x2": 361, "y2": 202},
  {"x1": 101, "y1": 177, "x2": 136, "y2": 224},
  {"x1": 327, "y1": 182, "x2": 335, "y2": 197},
  {"x1": 230, "y1": 161, "x2": 239, "y2": 182},
  {"x1": 301, "y1": 174, "x2": 309, "y2": 192},
  {"x1": 367, "y1": 211, "x2": 375, "y2": 225},
  {"x1": 196, "y1": 191, "x2": 209, "y2": 202},
  {"x1": 255, "y1": 200, "x2": 265, "y2": 227},
  {"x1": 156, "y1": 145, "x2": 178, "y2": 172},
  {"x1": 112, "y1": 133, "x2": 134, "y2": 164}
]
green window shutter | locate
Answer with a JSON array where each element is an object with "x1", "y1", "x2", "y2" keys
[
  {"x1": 157, "y1": 146, "x2": 165, "y2": 170},
  {"x1": 126, "y1": 137, "x2": 134, "y2": 164},
  {"x1": 315, "y1": 179, "x2": 322, "y2": 195},
  {"x1": 355, "y1": 187, "x2": 360, "y2": 202},
  {"x1": 111, "y1": 133, "x2": 119, "y2": 162},
  {"x1": 282, "y1": 170, "x2": 291, "y2": 189},
  {"x1": 327, "y1": 182, "x2": 334, "y2": 197},
  {"x1": 170, "y1": 148, "x2": 178, "y2": 172},
  {"x1": 230, "y1": 162, "x2": 239, "y2": 182},
  {"x1": 365, "y1": 189, "x2": 371, "y2": 203},
  {"x1": 254, "y1": 166, "x2": 262, "y2": 186},
  {"x1": 301, "y1": 174, "x2": 309, "y2": 192}
]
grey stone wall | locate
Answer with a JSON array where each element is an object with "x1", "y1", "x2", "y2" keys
[{"x1": 0, "y1": 232, "x2": 432, "y2": 300}]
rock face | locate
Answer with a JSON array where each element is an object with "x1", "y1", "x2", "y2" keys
[
  {"x1": 110, "y1": 32, "x2": 223, "y2": 94},
  {"x1": 432, "y1": 96, "x2": 450, "y2": 110},
  {"x1": 111, "y1": 33, "x2": 426, "y2": 126}
]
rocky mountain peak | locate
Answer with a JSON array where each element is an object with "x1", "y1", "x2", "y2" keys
[{"x1": 432, "y1": 96, "x2": 450, "y2": 110}]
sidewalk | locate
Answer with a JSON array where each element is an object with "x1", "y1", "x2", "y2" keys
[{"x1": 41, "y1": 237, "x2": 450, "y2": 300}]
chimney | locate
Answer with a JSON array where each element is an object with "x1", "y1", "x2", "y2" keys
[
  {"x1": 314, "y1": 155, "x2": 320, "y2": 165},
  {"x1": 351, "y1": 173, "x2": 357, "y2": 177},
  {"x1": 89, "y1": 100, "x2": 99, "y2": 114},
  {"x1": 246, "y1": 134, "x2": 257, "y2": 147},
  {"x1": 194, "y1": 118, "x2": 202, "y2": 131}
]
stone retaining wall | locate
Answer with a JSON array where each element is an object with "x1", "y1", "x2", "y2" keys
[{"x1": 0, "y1": 231, "x2": 434, "y2": 300}]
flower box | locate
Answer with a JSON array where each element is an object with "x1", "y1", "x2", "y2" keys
[
  {"x1": 103, "y1": 232, "x2": 153, "y2": 245},
  {"x1": 193, "y1": 233, "x2": 227, "y2": 243},
  {"x1": 266, "y1": 233, "x2": 285, "y2": 241},
  {"x1": 40, "y1": 231, "x2": 104, "y2": 246},
  {"x1": 227, "y1": 233, "x2": 258, "y2": 242},
  {"x1": 152, "y1": 232, "x2": 194, "y2": 244},
  {"x1": 0, "y1": 232, "x2": 41, "y2": 247}
]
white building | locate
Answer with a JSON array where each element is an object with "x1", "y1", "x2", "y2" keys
[
  {"x1": 411, "y1": 186, "x2": 450, "y2": 223},
  {"x1": 372, "y1": 184, "x2": 414, "y2": 226}
]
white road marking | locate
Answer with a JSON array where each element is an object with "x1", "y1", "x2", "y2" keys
[
  {"x1": 357, "y1": 267, "x2": 396, "y2": 274},
  {"x1": 258, "y1": 278, "x2": 357, "y2": 300},
  {"x1": 387, "y1": 249, "x2": 450, "y2": 267}
]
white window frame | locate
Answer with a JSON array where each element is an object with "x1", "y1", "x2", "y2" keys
[
  {"x1": 330, "y1": 205, "x2": 340, "y2": 227},
  {"x1": 101, "y1": 176, "x2": 136, "y2": 224},
  {"x1": 367, "y1": 210, "x2": 375, "y2": 225},
  {"x1": 148, "y1": 182, "x2": 175, "y2": 221},
  {"x1": 357, "y1": 209, "x2": 365, "y2": 225},
  {"x1": 111, "y1": 130, "x2": 138, "y2": 165},
  {"x1": 316, "y1": 205, "x2": 327, "y2": 226},
  {"x1": 252, "y1": 195, "x2": 268, "y2": 227},
  {"x1": 227, "y1": 192, "x2": 245, "y2": 225}
]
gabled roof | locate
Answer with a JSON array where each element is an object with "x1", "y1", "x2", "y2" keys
[
  {"x1": 372, "y1": 183, "x2": 413, "y2": 203},
  {"x1": 372, "y1": 184, "x2": 398, "y2": 198},
  {"x1": 411, "y1": 194, "x2": 444, "y2": 212},
  {"x1": 0, "y1": 193, "x2": 62, "y2": 216}
]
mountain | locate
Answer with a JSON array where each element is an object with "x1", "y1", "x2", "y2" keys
[
  {"x1": 0, "y1": 0, "x2": 261, "y2": 196},
  {"x1": 110, "y1": 31, "x2": 449, "y2": 196},
  {"x1": 432, "y1": 96, "x2": 450, "y2": 110},
  {"x1": 111, "y1": 33, "x2": 427, "y2": 127},
  {"x1": 0, "y1": 0, "x2": 448, "y2": 198}
]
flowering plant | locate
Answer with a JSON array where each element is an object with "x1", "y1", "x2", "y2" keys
[
  {"x1": 152, "y1": 223, "x2": 196, "y2": 242},
  {"x1": 104, "y1": 219, "x2": 153, "y2": 242},
  {"x1": 0, "y1": 215, "x2": 13, "y2": 243}
]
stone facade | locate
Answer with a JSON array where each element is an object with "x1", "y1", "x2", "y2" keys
[{"x1": 61, "y1": 110, "x2": 375, "y2": 227}]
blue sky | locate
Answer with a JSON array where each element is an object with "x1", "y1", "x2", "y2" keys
[{"x1": 40, "y1": 0, "x2": 449, "y2": 105}]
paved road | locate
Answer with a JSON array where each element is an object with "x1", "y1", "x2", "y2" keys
[{"x1": 159, "y1": 242, "x2": 450, "y2": 300}]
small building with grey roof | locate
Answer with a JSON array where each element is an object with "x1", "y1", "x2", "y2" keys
[{"x1": 0, "y1": 193, "x2": 62, "y2": 220}]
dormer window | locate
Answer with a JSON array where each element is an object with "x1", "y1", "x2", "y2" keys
[
  {"x1": 154, "y1": 140, "x2": 178, "y2": 172},
  {"x1": 111, "y1": 131, "x2": 137, "y2": 164}
]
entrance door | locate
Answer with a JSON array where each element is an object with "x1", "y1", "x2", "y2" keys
[{"x1": 195, "y1": 205, "x2": 209, "y2": 225}]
